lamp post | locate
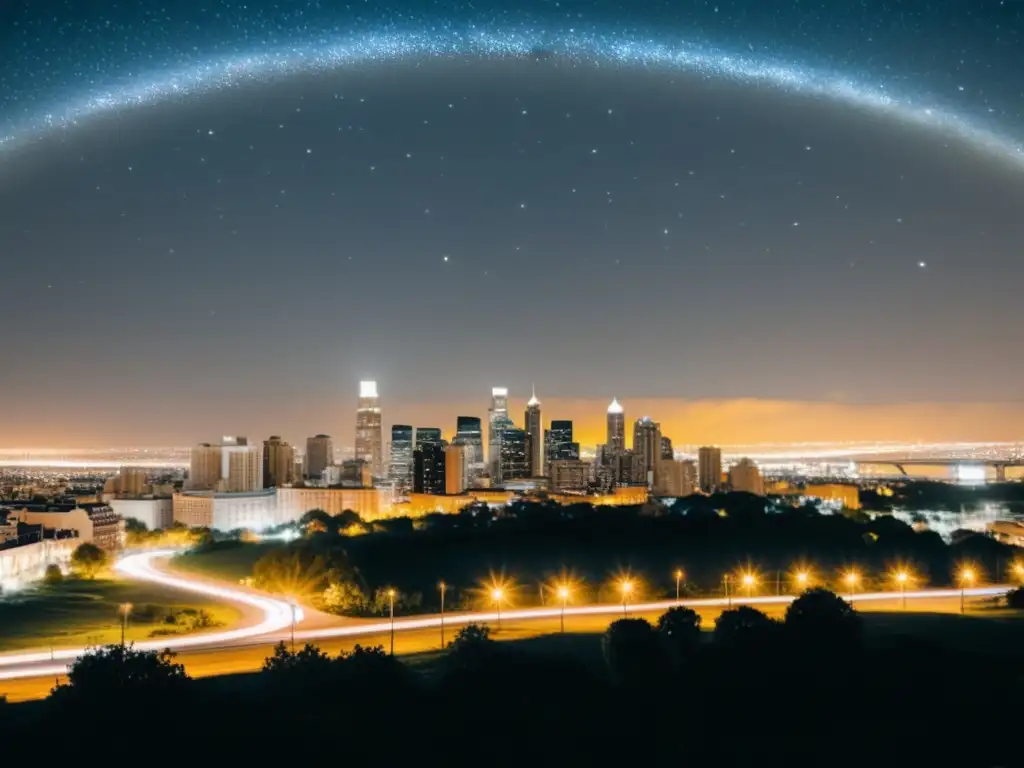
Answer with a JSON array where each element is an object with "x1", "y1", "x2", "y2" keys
[
  {"x1": 439, "y1": 581, "x2": 447, "y2": 648},
  {"x1": 492, "y1": 587, "x2": 504, "y2": 629},
  {"x1": 844, "y1": 570, "x2": 859, "y2": 604},
  {"x1": 620, "y1": 579, "x2": 633, "y2": 617},
  {"x1": 558, "y1": 585, "x2": 570, "y2": 633},
  {"x1": 895, "y1": 571, "x2": 909, "y2": 609},
  {"x1": 288, "y1": 598, "x2": 297, "y2": 652},
  {"x1": 120, "y1": 602, "x2": 132, "y2": 646},
  {"x1": 388, "y1": 588, "x2": 396, "y2": 655},
  {"x1": 674, "y1": 569, "x2": 683, "y2": 604},
  {"x1": 959, "y1": 567, "x2": 976, "y2": 614}
]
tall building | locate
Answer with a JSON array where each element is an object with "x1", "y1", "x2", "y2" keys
[
  {"x1": 549, "y1": 459, "x2": 592, "y2": 493},
  {"x1": 453, "y1": 416, "x2": 485, "y2": 482},
  {"x1": 262, "y1": 436, "x2": 296, "y2": 489},
  {"x1": 388, "y1": 425, "x2": 414, "y2": 496},
  {"x1": 698, "y1": 446, "x2": 723, "y2": 493},
  {"x1": 355, "y1": 380, "x2": 384, "y2": 478},
  {"x1": 444, "y1": 444, "x2": 467, "y2": 494},
  {"x1": 487, "y1": 387, "x2": 510, "y2": 477},
  {"x1": 633, "y1": 417, "x2": 662, "y2": 490},
  {"x1": 413, "y1": 443, "x2": 446, "y2": 495},
  {"x1": 305, "y1": 434, "x2": 334, "y2": 481},
  {"x1": 498, "y1": 427, "x2": 530, "y2": 484},
  {"x1": 606, "y1": 398, "x2": 625, "y2": 453},
  {"x1": 220, "y1": 436, "x2": 262, "y2": 493},
  {"x1": 525, "y1": 386, "x2": 543, "y2": 477},
  {"x1": 660, "y1": 436, "x2": 674, "y2": 460},
  {"x1": 729, "y1": 458, "x2": 765, "y2": 496},
  {"x1": 547, "y1": 420, "x2": 578, "y2": 463},
  {"x1": 112, "y1": 467, "x2": 148, "y2": 496},
  {"x1": 415, "y1": 427, "x2": 443, "y2": 450},
  {"x1": 188, "y1": 443, "x2": 222, "y2": 491},
  {"x1": 656, "y1": 459, "x2": 697, "y2": 497}
]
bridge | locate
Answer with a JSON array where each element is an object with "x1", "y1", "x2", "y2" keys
[{"x1": 856, "y1": 458, "x2": 1024, "y2": 482}]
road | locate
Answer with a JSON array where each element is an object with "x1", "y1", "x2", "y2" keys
[{"x1": 0, "y1": 550, "x2": 1012, "y2": 701}]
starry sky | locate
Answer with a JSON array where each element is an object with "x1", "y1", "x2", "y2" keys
[{"x1": 1, "y1": 0, "x2": 1023, "y2": 449}]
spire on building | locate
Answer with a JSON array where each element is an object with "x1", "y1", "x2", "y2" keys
[
  {"x1": 607, "y1": 397, "x2": 624, "y2": 414},
  {"x1": 527, "y1": 383, "x2": 540, "y2": 407}
]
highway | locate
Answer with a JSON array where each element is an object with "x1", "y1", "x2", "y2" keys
[{"x1": 0, "y1": 550, "x2": 1012, "y2": 701}]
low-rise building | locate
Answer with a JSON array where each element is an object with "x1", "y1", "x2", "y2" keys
[
  {"x1": 108, "y1": 498, "x2": 174, "y2": 531},
  {"x1": 173, "y1": 490, "x2": 278, "y2": 530},
  {"x1": 7, "y1": 503, "x2": 124, "y2": 550}
]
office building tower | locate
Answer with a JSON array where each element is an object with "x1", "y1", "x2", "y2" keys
[
  {"x1": 388, "y1": 425, "x2": 414, "y2": 495},
  {"x1": 498, "y1": 427, "x2": 530, "y2": 484},
  {"x1": 305, "y1": 434, "x2": 334, "y2": 481},
  {"x1": 606, "y1": 398, "x2": 625, "y2": 453},
  {"x1": 525, "y1": 386, "x2": 543, "y2": 477},
  {"x1": 188, "y1": 443, "x2": 222, "y2": 491},
  {"x1": 413, "y1": 443, "x2": 446, "y2": 495},
  {"x1": 729, "y1": 458, "x2": 765, "y2": 496},
  {"x1": 549, "y1": 459, "x2": 592, "y2": 493},
  {"x1": 487, "y1": 387, "x2": 510, "y2": 477},
  {"x1": 415, "y1": 427, "x2": 443, "y2": 450},
  {"x1": 262, "y1": 436, "x2": 296, "y2": 489},
  {"x1": 656, "y1": 459, "x2": 697, "y2": 497},
  {"x1": 338, "y1": 459, "x2": 372, "y2": 488},
  {"x1": 661, "y1": 436, "x2": 674, "y2": 461},
  {"x1": 220, "y1": 436, "x2": 263, "y2": 493},
  {"x1": 453, "y1": 416, "x2": 485, "y2": 481},
  {"x1": 633, "y1": 417, "x2": 662, "y2": 490},
  {"x1": 698, "y1": 446, "x2": 723, "y2": 493},
  {"x1": 548, "y1": 420, "x2": 575, "y2": 460},
  {"x1": 444, "y1": 444, "x2": 467, "y2": 494},
  {"x1": 355, "y1": 380, "x2": 384, "y2": 478}
]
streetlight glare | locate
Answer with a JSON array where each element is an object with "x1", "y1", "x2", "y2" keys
[
  {"x1": 795, "y1": 571, "x2": 809, "y2": 584},
  {"x1": 674, "y1": 569, "x2": 683, "y2": 580},
  {"x1": 491, "y1": 587, "x2": 504, "y2": 601},
  {"x1": 895, "y1": 570, "x2": 909, "y2": 583},
  {"x1": 620, "y1": 579, "x2": 634, "y2": 595},
  {"x1": 557, "y1": 585, "x2": 570, "y2": 600},
  {"x1": 742, "y1": 573, "x2": 756, "y2": 587},
  {"x1": 844, "y1": 571, "x2": 859, "y2": 585}
]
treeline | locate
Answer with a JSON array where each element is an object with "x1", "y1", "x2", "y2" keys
[
  {"x1": 2, "y1": 589, "x2": 1020, "y2": 766},
  {"x1": 245, "y1": 494, "x2": 1019, "y2": 613}
]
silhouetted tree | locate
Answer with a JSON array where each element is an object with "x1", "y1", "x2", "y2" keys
[
  {"x1": 51, "y1": 645, "x2": 189, "y2": 705},
  {"x1": 1005, "y1": 586, "x2": 1024, "y2": 610},
  {"x1": 657, "y1": 606, "x2": 702, "y2": 666},
  {"x1": 602, "y1": 618, "x2": 665, "y2": 684},
  {"x1": 713, "y1": 606, "x2": 779, "y2": 650},
  {"x1": 784, "y1": 587, "x2": 862, "y2": 651},
  {"x1": 69, "y1": 542, "x2": 108, "y2": 578}
]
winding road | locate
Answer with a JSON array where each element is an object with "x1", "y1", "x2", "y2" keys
[{"x1": 0, "y1": 549, "x2": 1012, "y2": 691}]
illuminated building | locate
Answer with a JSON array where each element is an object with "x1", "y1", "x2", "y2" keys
[
  {"x1": 453, "y1": 416, "x2": 485, "y2": 483},
  {"x1": 729, "y1": 457, "x2": 765, "y2": 495},
  {"x1": 498, "y1": 427, "x2": 530, "y2": 484},
  {"x1": 388, "y1": 424, "x2": 414, "y2": 496},
  {"x1": 656, "y1": 459, "x2": 697, "y2": 497},
  {"x1": 525, "y1": 387, "x2": 543, "y2": 477},
  {"x1": 633, "y1": 417, "x2": 662, "y2": 490},
  {"x1": 698, "y1": 446, "x2": 723, "y2": 493},
  {"x1": 445, "y1": 444, "x2": 467, "y2": 494},
  {"x1": 546, "y1": 420, "x2": 578, "y2": 468},
  {"x1": 595, "y1": 450, "x2": 646, "y2": 491},
  {"x1": 415, "y1": 427, "x2": 443, "y2": 450},
  {"x1": 305, "y1": 434, "x2": 333, "y2": 481},
  {"x1": 355, "y1": 380, "x2": 384, "y2": 478},
  {"x1": 262, "y1": 435, "x2": 296, "y2": 489},
  {"x1": 606, "y1": 397, "x2": 626, "y2": 453},
  {"x1": 220, "y1": 436, "x2": 263, "y2": 493},
  {"x1": 324, "y1": 459, "x2": 371, "y2": 488},
  {"x1": 660, "y1": 436, "x2": 674, "y2": 460},
  {"x1": 188, "y1": 443, "x2": 222, "y2": 490},
  {"x1": 549, "y1": 459, "x2": 592, "y2": 492},
  {"x1": 108, "y1": 498, "x2": 173, "y2": 530},
  {"x1": 413, "y1": 443, "x2": 446, "y2": 495},
  {"x1": 9, "y1": 503, "x2": 125, "y2": 550},
  {"x1": 107, "y1": 467, "x2": 148, "y2": 496},
  {"x1": 487, "y1": 387, "x2": 510, "y2": 477},
  {"x1": 173, "y1": 490, "x2": 277, "y2": 530},
  {"x1": 767, "y1": 481, "x2": 861, "y2": 510}
]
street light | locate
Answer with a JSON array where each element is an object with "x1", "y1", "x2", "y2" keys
[
  {"x1": 557, "y1": 584, "x2": 570, "y2": 633},
  {"x1": 438, "y1": 580, "x2": 447, "y2": 648},
  {"x1": 619, "y1": 579, "x2": 634, "y2": 617},
  {"x1": 674, "y1": 569, "x2": 684, "y2": 604},
  {"x1": 387, "y1": 588, "x2": 396, "y2": 655},
  {"x1": 119, "y1": 602, "x2": 132, "y2": 646},
  {"x1": 959, "y1": 567, "x2": 976, "y2": 614},
  {"x1": 794, "y1": 570, "x2": 810, "y2": 591},
  {"x1": 844, "y1": 570, "x2": 859, "y2": 603},
  {"x1": 741, "y1": 572, "x2": 757, "y2": 600},
  {"x1": 492, "y1": 587, "x2": 504, "y2": 629},
  {"x1": 893, "y1": 570, "x2": 910, "y2": 609}
]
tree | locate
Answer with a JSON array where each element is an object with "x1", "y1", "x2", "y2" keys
[
  {"x1": 43, "y1": 564, "x2": 63, "y2": 585},
  {"x1": 602, "y1": 618, "x2": 665, "y2": 684},
  {"x1": 51, "y1": 645, "x2": 189, "y2": 704},
  {"x1": 656, "y1": 606, "x2": 702, "y2": 664},
  {"x1": 321, "y1": 579, "x2": 369, "y2": 615},
  {"x1": 713, "y1": 606, "x2": 780, "y2": 650},
  {"x1": 784, "y1": 587, "x2": 863, "y2": 651},
  {"x1": 262, "y1": 642, "x2": 333, "y2": 679},
  {"x1": 70, "y1": 543, "x2": 108, "y2": 579},
  {"x1": 1005, "y1": 586, "x2": 1024, "y2": 610},
  {"x1": 299, "y1": 509, "x2": 335, "y2": 535},
  {"x1": 446, "y1": 623, "x2": 497, "y2": 671}
]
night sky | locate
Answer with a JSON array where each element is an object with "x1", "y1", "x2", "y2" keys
[{"x1": 1, "y1": 1, "x2": 1023, "y2": 448}]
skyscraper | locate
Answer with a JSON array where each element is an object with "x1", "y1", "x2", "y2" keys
[
  {"x1": 444, "y1": 444, "x2": 467, "y2": 494},
  {"x1": 498, "y1": 426, "x2": 530, "y2": 484},
  {"x1": 262, "y1": 435, "x2": 296, "y2": 489},
  {"x1": 487, "y1": 387, "x2": 510, "y2": 477},
  {"x1": 698, "y1": 446, "x2": 723, "y2": 493},
  {"x1": 660, "y1": 436, "x2": 674, "y2": 460},
  {"x1": 607, "y1": 398, "x2": 625, "y2": 453},
  {"x1": 453, "y1": 416, "x2": 484, "y2": 482},
  {"x1": 525, "y1": 386, "x2": 542, "y2": 477},
  {"x1": 388, "y1": 424, "x2": 414, "y2": 496},
  {"x1": 633, "y1": 417, "x2": 662, "y2": 490},
  {"x1": 415, "y1": 427, "x2": 443, "y2": 450},
  {"x1": 413, "y1": 442, "x2": 446, "y2": 495},
  {"x1": 305, "y1": 434, "x2": 333, "y2": 481},
  {"x1": 355, "y1": 380, "x2": 383, "y2": 479}
]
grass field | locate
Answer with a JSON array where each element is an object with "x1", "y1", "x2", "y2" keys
[
  {"x1": 0, "y1": 578, "x2": 243, "y2": 652},
  {"x1": 171, "y1": 542, "x2": 276, "y2": 583}
]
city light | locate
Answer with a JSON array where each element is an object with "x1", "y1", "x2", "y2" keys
[
  {"x1": 619, "y1": 578, "x2": 634, "y2": 616},
  {"x1": 892, "y1": 568, "x2": 912, "y2": 609},
  {"x1": 843, "y1": 569, "x2": 860, "y2": 602},
  {"x1": 674, "y1": 569, "x2": 684, "y2": 603},
  {"x1": 958, "y1": 565, "x2": 977, "y2": 614},
  {"x1": 1013, "y1": 562, "x2": 1024, "y2": 583},
  {"x1": 794, "y1": 569, "x2": 811, "y2": 588}
]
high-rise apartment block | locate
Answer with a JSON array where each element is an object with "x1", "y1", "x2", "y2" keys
[
  {"x1": 355, "y1": 380, "x2": 384, "y2": 478},
  {"x1": 305, "y1": 434, "x2": 334, "y2": 481},
  {"x1": 263, "y1": 435, "x2": 296, "y2": 489},
  {"x1": 656, "y1": 459, "x2": 697, "y2": 497},
  {"x1": 633, "y1": 417, "x2": 662, "y2": 490},
  {"x1": 729, "y1": 457, "x2": 765, "y2": 496},
  {"x1": 188, "y1": 443, "x2": 222, "y2": 491},
  {"x1": 220, "y1": 436, "x2": 263, "y2": 493},
  {"x1": 698, "y1": 446, "x2": 723, "y2": 493}
]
